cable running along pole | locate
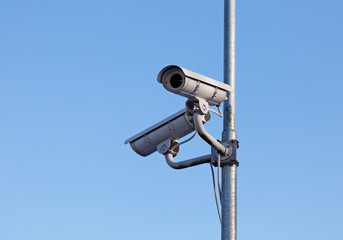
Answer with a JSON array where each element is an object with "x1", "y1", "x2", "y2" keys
[{"x1": 222, "y1": 0, "x2": 238, "y2": 240}]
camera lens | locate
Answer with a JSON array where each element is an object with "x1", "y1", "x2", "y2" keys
[{"x1": 170, "y1": 74, "x2": 183, "y2": 88}]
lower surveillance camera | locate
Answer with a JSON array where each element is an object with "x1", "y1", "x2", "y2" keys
[
  {"x1": 124, "y1": 109, "x2": 211, "y2": 157},
  {"x1": 157, "y1": 65, "x2": 232, "y2": 106}
]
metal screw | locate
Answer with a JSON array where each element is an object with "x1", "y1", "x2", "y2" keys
[
  {"x1": 160, "y1": 145, "x2": 167, "y2": 152},
  {"x1": 202, "y1": 104, "x2": 207, "y2": 112}
]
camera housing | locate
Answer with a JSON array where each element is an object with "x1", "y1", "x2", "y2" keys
[
  {"x1": 157, "y1": 65, "x2": 232, "y2": 106},
  {"x1": 124, "y1": 109, "x2": 210, "y2": 157}
]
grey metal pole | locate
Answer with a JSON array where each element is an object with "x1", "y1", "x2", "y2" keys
[
  {"x1": 221, "y1": 164, "x2": 237, "y2": 240},
  {"x1": 222, "y1": 0, "x2": 238, "y2": 239}
]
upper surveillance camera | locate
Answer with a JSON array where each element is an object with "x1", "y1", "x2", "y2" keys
[
  {"x1": 124, "y1": 109, "x2": 211, "y2": 157},
  {"x1": 157, "y1": 65, "x2": 232, "y2": 106}
]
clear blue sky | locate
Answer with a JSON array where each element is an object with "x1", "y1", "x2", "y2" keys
[{"x1": 1, "y1": 0, "x2": 342, "y2": 239}]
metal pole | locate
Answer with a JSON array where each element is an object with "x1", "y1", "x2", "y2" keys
[
  {"x1": 222, "y1": 0, "x2": 238, "y2": 239},
  {"x1": 221, "y1": 164, "x2": 237, "y2": 240}
]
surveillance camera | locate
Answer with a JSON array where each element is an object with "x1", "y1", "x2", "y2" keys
[
  {"x1": 124, "y1": 109, "x2": 211, "y2": 157},
  {"x1": 157, "y1": 65, "x2": 232, "y2": 106}
]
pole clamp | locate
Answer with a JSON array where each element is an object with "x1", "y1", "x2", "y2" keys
[{"x1": 211, "y1": 139, "x2": 239, "y2": 167}]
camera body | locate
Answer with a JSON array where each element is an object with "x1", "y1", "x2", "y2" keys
[
  {"x1": 124, "y1": 109, "x2": 210, "y2": 157},
  {"x1": 157, "y1": 65, "x2": 232, "y2": 106}
]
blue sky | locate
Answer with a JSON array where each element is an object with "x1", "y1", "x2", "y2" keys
[{"x1": 1, "y1": 0, "x2": 342, "y2": 239}]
